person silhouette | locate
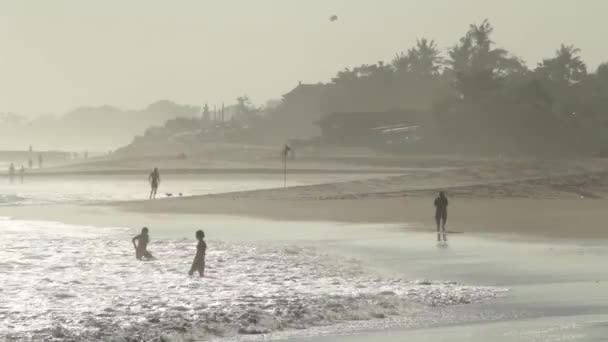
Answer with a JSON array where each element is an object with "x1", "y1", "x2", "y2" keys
[
  {"x1": 434, "y1": 191, "x2": 448, "y2": 242},
  {"x1": 188, "y1": 230, "x2": 207, "y2": 277},
  {"x1": 148, "y1": 168, "x2": 161, "y2": 199},
  {"x1": 132, "y1": 227, "x2": 154, "y2": 260}
]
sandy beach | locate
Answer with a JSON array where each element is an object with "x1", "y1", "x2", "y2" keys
[
  {"x1": 116, "y1": 156, "x2": 608, "y2": 239},
  {"x1": 2, "y1": 155, "x2": 608, "y2": 341}
]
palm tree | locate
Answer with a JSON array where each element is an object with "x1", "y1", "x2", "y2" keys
[
  {"x1": 596, "y1": 62, "x2": 608, "y2": 83},
  {"x1": 536, "y1": 44, "x2": 587, "y2": 84},
  {"x1": 446, "y1": 19, "x2": 524, "y2": 97},
  {"x1": 410, "y1": 38, "x2": 443, "y2": 77},
  {"x1": 393, "y1": 38, "x2": 443, "y2": 78}
]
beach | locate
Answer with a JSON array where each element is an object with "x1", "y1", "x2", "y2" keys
[{"x1": 1, "y1": 155, "x2": 608, "y2": 341}]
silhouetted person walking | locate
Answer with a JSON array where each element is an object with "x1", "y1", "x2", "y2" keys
[
  {"x1": 148, "y1": 168, "x2": 160, "y2": 199},
  {"x1": 38, "y1": 154, "x2": 43, "y2": 169},
  {"x1": 434, "y1": 191, "x2": 448, "y2": 242},
  {"x1": 28, "y1": 158, "x2": 33, "y2": 169},
  {"x1": 132, "y1": 227, "x2": 154, "y2": 260},
  {"x1": 188, "y1": 230, "x2": 207, "y2": 277}
]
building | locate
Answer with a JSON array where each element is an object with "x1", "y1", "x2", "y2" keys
[{"x1": 317, "y1": 110, "x2": 433, "y2": 148}]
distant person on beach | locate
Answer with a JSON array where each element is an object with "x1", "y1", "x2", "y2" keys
[
  {"x1": 281, "y1": 144, "x2": 291, "y2": 160},
  {"x1": 188, "y1": 230, "x2": 207, "y2": 277},
  {"x1": 132, "y1": 227, "x2": 154, "y2": 260},
  {"x1": 38, "y1": 154, "x2": 43, "y2": 169},
  {"x1": 148, "y1": 168, "x2": 161, "y2": 199},
  {"x1": 19, "y1": 165, "x2": 25, "y2": 183},
  {"x1": 28, "y1": 158, "x2": 33, "y2": 169},
  {"x1": 434, "y1": 191, "x2": 448, "y2": 242},
  {"x1": 8, "y1": 163, "x2": 15, "y2": 183}
]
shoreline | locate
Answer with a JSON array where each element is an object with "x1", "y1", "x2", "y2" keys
[
  {"x1": 2, "y1": 167, "x2": 411, "y2": 177},
  {"x1": 118, "y1": 196, "x2": 608, "y2": 240}
]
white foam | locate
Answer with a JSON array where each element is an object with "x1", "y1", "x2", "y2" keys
[{"x1": 0, "y1": 219, "x2": 506, "y2": 340}]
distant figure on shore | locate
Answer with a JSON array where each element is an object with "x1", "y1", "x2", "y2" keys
[
  {"x1": 8, "y1": 163, "x2": 15, "y2": 183},
  {"x1": 188, "y1": 230, "x2": 207, "y2": 277},
  {"x1": 28, "y1": 158, "x2": 33, "y2": 169},
  {"x1": 281, "y1": 144, "x2": 291, "y2": 160},
  {"x1": 132, "y1": 227, "x2": 154, "y2": 260},
  {"x1": 148, "y1": 168, "x2": 161, "y2": 199},
  {"x1": 19, "y1": 165, "x2": 25, "y2": 183},
  {"x1": 434, "y1": 191, "x2": 448, "y2": 242},
  {"x1": 38, "y1": 154, "x2": 43, "y2": 169}
]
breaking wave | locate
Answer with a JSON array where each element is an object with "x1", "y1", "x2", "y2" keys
[{"x1": 0, "y1": 220, "x2": 507, "y2": 341}]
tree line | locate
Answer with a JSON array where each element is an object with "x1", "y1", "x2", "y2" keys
[{"x1": 263, "y1": 20, "x2": 608, "y2": 156}]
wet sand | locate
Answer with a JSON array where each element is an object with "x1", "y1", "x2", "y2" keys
[{"x1": 119, "y1": 196, "x2": 608, "y2": 240}]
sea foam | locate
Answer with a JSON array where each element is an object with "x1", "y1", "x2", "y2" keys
[{"x1": 0, "y1": 219, "x2": 506, "y2": 341}]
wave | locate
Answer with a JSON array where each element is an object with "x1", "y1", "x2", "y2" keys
[
  {"x1": 0, "y1": 194, "x2": 27, "y2": 205},
  {"x1": 0, "y1": 222, "x2": 507, "y2": 341}
]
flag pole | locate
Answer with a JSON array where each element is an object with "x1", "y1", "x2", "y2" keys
[{"x1": 283, "y1": 151, "x2": 287, "y2": 188}]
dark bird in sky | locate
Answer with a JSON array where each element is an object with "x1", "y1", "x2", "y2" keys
[{"x1": 330, "y1": 15, "x2": 338, "y2": 22}]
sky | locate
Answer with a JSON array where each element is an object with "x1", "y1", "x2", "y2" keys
[{"x1": 0, "y1": 0, "x2": 606, "y2": 116}]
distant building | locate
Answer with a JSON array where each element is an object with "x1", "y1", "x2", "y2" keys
[
  {"x1": 317, "y1": 110, "x2": 433, "y2": 148},
  {"x1": 275, "y1": 82, "x2": 329, "y2": 140},
  {"x1": 281, "y1": 82, "x2": 327, "y2": 106}
]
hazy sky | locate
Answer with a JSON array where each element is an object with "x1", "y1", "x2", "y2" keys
[{"x1": 1, "y1": 0, "x2": 606, "y2": 115}]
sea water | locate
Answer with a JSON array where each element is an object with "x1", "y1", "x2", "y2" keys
[
  {"x1": 0, "y1": 218, "x2": 506, "y2": 341},
  {"x1": 0, "y1": 175, "x2": 308, "y2": 206},
  {"x1": 0, "y1": 175, "x2": 509, "y2": 340}
]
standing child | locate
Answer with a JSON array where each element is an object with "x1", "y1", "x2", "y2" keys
[{"x1": 188, "y1": 230, "x2": 206, "y2": 277}]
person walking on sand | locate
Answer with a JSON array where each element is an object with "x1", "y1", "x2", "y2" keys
[
  {"x1": 188, "y1": 230, "x2": 207, "y2": 277},
  {"x1": 434, "y1": 191, "x2": 448, "y2": 242},
  {"x1": 132, "y1": 227, "x2": 154, "y2": 260},
  {"x1": 38, "y1": 154, "x2": 43, "y2": 169},
  {"x1": 148, "y1": 167, "x2": 161, "y2": 199}
]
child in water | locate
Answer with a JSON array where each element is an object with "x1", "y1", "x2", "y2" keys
[
  {"x1": 188, "y1": 230, "x2": 206, "y2": 277},
  {"x1": 132, "y1": 227, "x2": 154, "y2": 260}
]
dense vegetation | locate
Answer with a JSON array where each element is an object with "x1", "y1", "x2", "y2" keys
[
  {"x1": 260, "y1": 20, "x2": 608, "y2": 156},
  {"x1": 113, "y1": 20, "x2": 608, "y2": 156}
]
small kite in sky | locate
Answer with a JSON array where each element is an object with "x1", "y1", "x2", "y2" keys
[{"x1": 330, "y1": 15, "x2": 338, "y2": 22}]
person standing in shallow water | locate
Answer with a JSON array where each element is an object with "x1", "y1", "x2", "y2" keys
[
  {"x1": 148, "y1": 167, "x2": 160, "y2": 199},
  {"x1": 189, "y1": 230, "x2": 207, "y2": 277},
  {"x1": 434, "y1": 191, "x2": 448, "y2": 242},
  {"x1": 132, "y1": 227, "x2": 154, "y2": 260}
]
